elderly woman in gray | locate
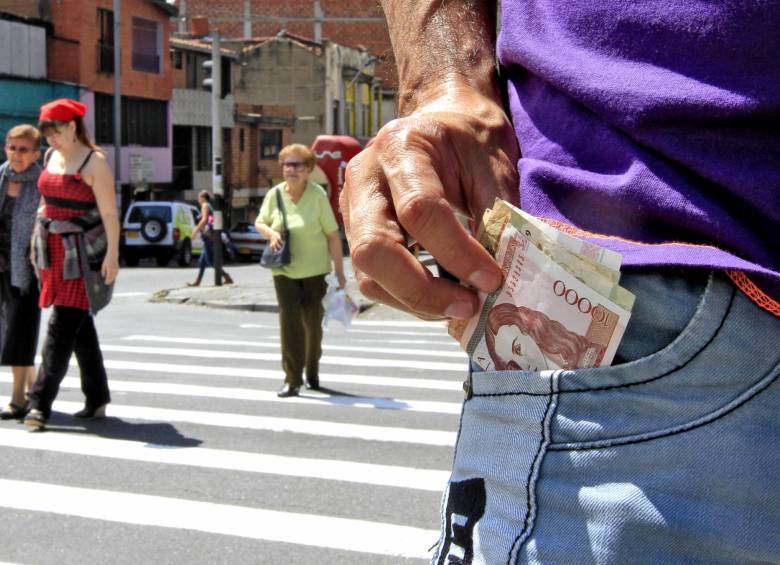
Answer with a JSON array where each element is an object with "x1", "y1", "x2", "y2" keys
[{"x1": 0, "y1": 125, "x2": 42, "y2": 420}]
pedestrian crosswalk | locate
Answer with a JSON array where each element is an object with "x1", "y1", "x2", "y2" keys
[{"x1": 0, "y1": 312, "x2": 465, "y2": 564}]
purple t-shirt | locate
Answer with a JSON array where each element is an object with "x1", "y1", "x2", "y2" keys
[{"x1": 498, "y1": 1, "x2": 780, "y2": 303}]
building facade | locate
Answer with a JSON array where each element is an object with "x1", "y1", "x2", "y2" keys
[
  {"x1": 0, "y1": 0, "x2": 178, "y2": 209},
  {"x1": 235, "y1": 34, "x2": 380, "y2": 147},
  {"x1": 173, "y1": 0, "x2": 397, "y2": 124},
  {"x1": 170, "y1": 36, "x2": 236, "y2": 202},
  {"x1": 0, "y1": 12, "x2": 81, "y2": 149}
]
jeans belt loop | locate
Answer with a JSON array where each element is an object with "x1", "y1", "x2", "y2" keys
[{"x1": 463, "y1": 367, "x2": 474, "y2": 400}]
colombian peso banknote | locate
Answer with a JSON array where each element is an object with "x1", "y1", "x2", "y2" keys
[{"x1": 450, "y1": 210, "x2": 634, "y2": 372}]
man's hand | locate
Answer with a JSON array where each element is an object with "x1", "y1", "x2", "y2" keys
[{"x1": 340, "y1": 86, "x2": 519, "y2": 320}]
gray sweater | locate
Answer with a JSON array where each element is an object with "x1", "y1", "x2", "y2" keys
[{"x1": 0, "y1": 160, "x2": 41, "y2": 292}]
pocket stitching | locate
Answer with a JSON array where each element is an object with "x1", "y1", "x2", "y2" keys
[{"x1": 548, "y1": 363, "x2": 780, "y2": 451}]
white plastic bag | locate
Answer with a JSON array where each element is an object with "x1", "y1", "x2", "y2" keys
[{"x1": 322, "y1": 273, "x2": 359, "y2": 332}]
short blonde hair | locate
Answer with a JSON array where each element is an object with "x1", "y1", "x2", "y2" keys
[
  {"x1": 278, "y1": 143, "x2": 315, "y2": 170},
  {"x1": 6, "y1": 124, "x2": 42, "y2": 150}
]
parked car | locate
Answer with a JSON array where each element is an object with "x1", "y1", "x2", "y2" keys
[
  {"x1": 228, "y1": 222, "x2": 267, "y2": 261},
  {"x1": 121, "y1": 201, "x2": 203, "y2": 267}
]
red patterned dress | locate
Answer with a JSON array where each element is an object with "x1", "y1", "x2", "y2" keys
[{"x1": 37, "y1": 159, "x2": 97, "y2": 311}]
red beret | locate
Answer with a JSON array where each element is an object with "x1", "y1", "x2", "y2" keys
[{"x1": 39, "y1": 98, "x2": 87, "y2": 123}]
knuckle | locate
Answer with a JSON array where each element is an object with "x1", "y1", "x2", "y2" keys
[
  {"x1": 344, "y1": 150, "x2": 367, "y2": 179},
  {"x1": 348, "y1": 237, "x2": 379, "y2": 272},
  {"x1": 399, "y1": 289, "x2": 432, "y2": 314},
  {"x1": 356, "y1": 278, "x2": 382, "y2": 301},
  {"x1": 396, "y1": 192, "x2": 442, "y2": 233}
]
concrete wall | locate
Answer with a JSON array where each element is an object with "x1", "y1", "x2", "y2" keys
[
  {"x1": 172, "y1": 88, "x2": 235, "y2": 128},
  {"x1": 236, "y1": 39, "x2": 325, "y2": 147},
  {"x1": 181, "y1": 0, "x2": 396, "y2": 88}
]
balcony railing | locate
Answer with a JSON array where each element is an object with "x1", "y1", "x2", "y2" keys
[
  {"x1": 97, "y1": 43, "x2": 114, "y2": 74},
  {"x1": 132, "y1": 52, "x2": 159, "y2": 74}
]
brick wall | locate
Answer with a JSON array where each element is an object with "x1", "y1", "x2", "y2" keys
[
  {"x1": 179, "y1": 0, "x2": 396, "y2": 88},
  {"x1": 231, "y1": 103, "x2": 294, "y2": 189},
  {"x1": 47, "y1": 0, "x2": 173, "y2": 100}
]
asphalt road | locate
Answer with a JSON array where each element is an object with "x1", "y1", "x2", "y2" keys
[{"x1": 0, "y1": 263, "x2": 467, "y2": 564}]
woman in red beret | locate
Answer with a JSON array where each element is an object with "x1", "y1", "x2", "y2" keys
[{"x1": 24, "y1": 98, "x2": 120, "y2": 430}]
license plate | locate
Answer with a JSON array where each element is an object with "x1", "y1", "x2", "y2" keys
[
  {"x1": 239, "y1": 248, "x2": 251, "y2": 254},
  {"x1": 126, "y1": 230, "x2": 139, "y2": 238}
]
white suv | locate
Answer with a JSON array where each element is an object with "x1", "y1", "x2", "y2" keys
[{"x1": 121, "y1": 201, "x2": 203, "y2": 267}]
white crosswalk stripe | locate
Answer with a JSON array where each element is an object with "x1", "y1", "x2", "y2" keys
[
  {"x1": 0, "y1": 479, "x2": 438, "y2": 559},
  {"x1": 60, "y1": 358, "x2": 463, "y2": 392},
  {"x1": 0, "y1": 313, "x2": 461, "y2": 563},
  {"x1": 0, "y1": 374, "x2": 464, "y2": 414},
  {"x1": 0, "y1": 429, "x2": 450, "y2": 490},
  {"x1": 122, "y1": 334, "x2": 468, "y2": 359},
  {"x1": 98, "y1": 344, "x2": 467, "y2": 372}
]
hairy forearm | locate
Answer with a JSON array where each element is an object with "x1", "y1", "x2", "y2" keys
[{"x1": 381, "y1": 0, "x2": 499, "y2": 114}]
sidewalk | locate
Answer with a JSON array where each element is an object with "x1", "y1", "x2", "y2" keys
[{"x1": 149, "y1": 258, "x2": 374, "y2": 314}]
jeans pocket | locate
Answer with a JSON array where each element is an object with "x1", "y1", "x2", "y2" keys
[{"x1": 432, "y1": 369, "x2": 560, "y2": 565}]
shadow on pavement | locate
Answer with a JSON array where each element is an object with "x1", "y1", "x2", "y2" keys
[{"x1": 42, "y1": 412, "x2": 202, "y2": 447}]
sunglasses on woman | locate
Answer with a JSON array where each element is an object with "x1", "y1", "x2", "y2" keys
[{"x1": 282, "y1": 161, "x2": 307, "y2": 171}]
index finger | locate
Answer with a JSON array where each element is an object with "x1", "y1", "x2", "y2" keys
[{"x1": 378, "y1": 134, "x2": 502, "y2": 293}]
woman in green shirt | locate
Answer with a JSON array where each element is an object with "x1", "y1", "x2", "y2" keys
[{"x1": 255, "y1": 144, "x2": 346, "y2": 397}]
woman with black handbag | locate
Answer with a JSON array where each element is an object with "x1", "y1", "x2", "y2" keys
[{"x1": 255, "y1": 144, "x2": 345, "y2": 397}]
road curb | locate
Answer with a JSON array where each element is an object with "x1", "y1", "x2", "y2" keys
[{"x1": 149, "y1": 288, "x2": 375, "y2": 314}]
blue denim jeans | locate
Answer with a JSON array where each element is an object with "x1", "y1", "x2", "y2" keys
[{"x1": 432, "y1": 271, "x2": 780, "y2": 564}]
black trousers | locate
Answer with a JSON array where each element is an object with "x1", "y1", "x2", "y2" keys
[
  {"x1": 28, "y1": 306, "x2": 110, "y2": 417},
  {"x1": 0, "y1": 271, "x2": 41, "y2": 366},
  {"x1": 273, "y1": 274, "x2": 327, "y2": 387}
]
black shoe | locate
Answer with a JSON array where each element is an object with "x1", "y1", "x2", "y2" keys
[
  {"x1": 304, "y1": 378, "x2": 320, "y2": 390},
  {"x1": 277, "y1": 383, "x2": 300, "y2": 398},
  {"x1": 73, "y1": 404, "x2": 107, "y2": 420},
  {"x1": 0, "y1": 402, "x2": 28, "y2": 420},
  {"x1": 23, "y1": 409, "x2": 47, "y2": 430}
]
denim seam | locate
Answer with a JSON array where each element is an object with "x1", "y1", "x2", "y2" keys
[
  {"x1": 473, "y1": 287, "x2": 735, "y2": 399},
  {"x1": 431, "y1": 384, "x2": 471, "y2": 564},
  {"x1": 548, "y1": 363, "x2": 780, "y2": 452},
  {"x1": 508, "y1": 377, "x2": 558, "y2": 565}
]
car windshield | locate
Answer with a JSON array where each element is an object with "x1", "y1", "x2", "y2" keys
[{"x1": 128, "y1": 206, "x2": 172, "y2": 223}]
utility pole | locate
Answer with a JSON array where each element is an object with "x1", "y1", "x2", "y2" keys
[
  {"x1": 243, "y1": 0, "x2": 251, "y2": 38},
  {"x1": 179, "y1": 0, "x2": 188, "y2": 34},
  {"x1": 313, "y1": 0, "x2": 323, "y2": 43},
  {"x1": 210, "y1": 30, "x2": 224, "y2": 286},
  {"x1": 113, "y1": 0, "x2": 121, "y2": 209}
]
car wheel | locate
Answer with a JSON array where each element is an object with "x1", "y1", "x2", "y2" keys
[
  {"x1": 141, "y1": 218, "x2": 167, "y2": 243},
  {"x1": 156, "y1": 253, "x2": 171, "y2": 267},
  {"x1": 177, "y1": 240, "x2": 192, "y2": 267},
  {"x1": 123, "y1": 250, "x2": 140, "y2": 267}
]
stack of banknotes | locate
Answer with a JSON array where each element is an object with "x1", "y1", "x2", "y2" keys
[{"x1": 449, "y1": 199, "x2": 636, "y2": 372}]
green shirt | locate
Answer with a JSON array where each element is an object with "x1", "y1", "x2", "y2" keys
[{"x1": 258, "y1": 181, "x2": 339, "y2": 279}]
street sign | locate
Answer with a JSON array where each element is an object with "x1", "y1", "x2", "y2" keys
[{"x1": 129, "y1": 153, "x2": 154, "y2": 184}]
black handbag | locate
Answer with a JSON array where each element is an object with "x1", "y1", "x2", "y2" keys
[{"x1": 260, "y1": 188, "x2": 291, "y2": 268}]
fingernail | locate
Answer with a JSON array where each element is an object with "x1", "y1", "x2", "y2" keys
[
  {"x1": 468, "y1": 269, "x2": 501, "y2": 291},
  {"x1": 445, "y1": 300, "x2": 476, "y2": 320}
]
